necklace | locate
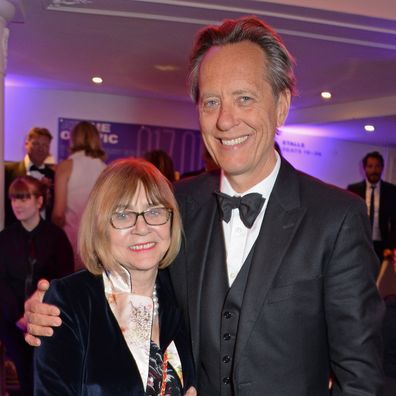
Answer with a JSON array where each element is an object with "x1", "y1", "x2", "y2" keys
[{"x1": 152, "y1": 285, "x2": 159, "y2": 317}]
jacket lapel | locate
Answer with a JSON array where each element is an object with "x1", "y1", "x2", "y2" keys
[
  {"x1": 358, "y1": 181, "x2": 366, "y2": 200},
  {"x1": 233, "y1": 159, "x2": 307, "y2": 366},
  {"x1": 181, "y1": 172, "x2": 220, "y2": 361},
  {"x1": 13, "y1": 160, "x2": 26, "y2": 178},
  {"x1": 158, "y1": 279, "x2": 181, "y2": 351}
]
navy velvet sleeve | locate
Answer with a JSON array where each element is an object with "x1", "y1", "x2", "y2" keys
[{"x1": 34, "y1": 278, "x2": 85, "y2": 395}]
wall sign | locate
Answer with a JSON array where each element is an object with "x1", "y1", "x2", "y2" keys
[{"x1": 58, "y1": 118, "x2": 203, "y2": 174}]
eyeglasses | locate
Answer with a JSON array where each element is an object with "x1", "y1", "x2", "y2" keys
[{"x1": 110, "y1": 207, "x2": 172, "y2": 229}]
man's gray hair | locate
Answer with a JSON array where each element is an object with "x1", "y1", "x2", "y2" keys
[{"x1": 188, "y1": 16, "x2": 296, "y2": 103}]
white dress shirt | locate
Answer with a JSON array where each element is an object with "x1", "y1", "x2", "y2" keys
[
  {"x1": 24, "y1": 155, "x2": 48, "y2": 219},
  {"x1": 24, "y1": 155, "x2": 47, "y2": 180},
  {"x1": 220, "y1": 152, "x2": 281, "y2": 286},
  {"x1": 365, "y1": 180, "x2": 381, "y2": 241}
]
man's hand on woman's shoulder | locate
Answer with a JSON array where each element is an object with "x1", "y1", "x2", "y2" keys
[{"x1": 24, "y1": 279, "x2": 62, "y2": 346}]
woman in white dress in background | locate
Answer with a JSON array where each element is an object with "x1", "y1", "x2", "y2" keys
[{"x1": 52, "y1": 121, "x2": 106, "y2": 270}]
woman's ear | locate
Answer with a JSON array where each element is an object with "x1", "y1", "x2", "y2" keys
[{"x1": 36, "y1": 195, "x2": 44, "y2": 210}]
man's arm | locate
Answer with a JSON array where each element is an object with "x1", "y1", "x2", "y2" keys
[
  {"x1": 24, "y1": 279, "x2": 62, "y2": 346},
  {"x1": 325, "y1": 199, "x2": 384, "y2": 395}
]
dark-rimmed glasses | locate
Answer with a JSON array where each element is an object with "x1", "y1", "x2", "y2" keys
[{"x1": 110, "y1": 207, "x2": 172, "y2": 229}]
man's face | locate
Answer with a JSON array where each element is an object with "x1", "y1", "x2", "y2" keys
[
  {"x1": 197, "y1": 41, "x2": 290, "y2": 192},
  {"x1": 364, "y1": 157, "x2": 383, "y2": 184},
  {"x1": 25, "y1": 135, "x2": 51, "y2": 166}
]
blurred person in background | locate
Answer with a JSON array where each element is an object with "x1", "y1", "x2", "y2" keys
[
  {"x1": 180, "y1": 145, "x2": 219, "y2": 179},
  {"x1": 4, "y1": 127, "x2": 54, "y2": 227},
  {"x1": 0, "y1": 176, "x2": 73, "y2": 395},
  {"x1": 52, "y1": 121, "x2": 106, "y2": 271},
  {"x1": 144, "y1": 149, "x2": 176, "y2": 182},
  {"x1": 348, "y1": 151, "x2": 396, "y2": 263}
]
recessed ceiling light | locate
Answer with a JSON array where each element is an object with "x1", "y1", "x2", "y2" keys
[
  {"x1": 154, "y1": 65, "x2": 179, "y2": 72},
  {"x1": 364, "y1": 125, "x2": 375, "y2": 132},
  {"x1": 50, "y1": 0, "x2": 93, "y2": 5},
  {"x1": 321, "y1": 91, "x2": 332, "y2": 99},
  {"x1": 92, "y1": 76, "x2": 103, "y2": 84}
]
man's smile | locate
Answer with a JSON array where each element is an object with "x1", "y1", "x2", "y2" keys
[{"x1": 221, "y1": 136, "x2": 248, "y2": 146}]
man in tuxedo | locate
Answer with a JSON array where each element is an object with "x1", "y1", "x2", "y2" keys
[
  {"x1": 24, "y1": 17, "x2": 383, "y2": 395},
  {"x1": 347, "y1": 151, "x2": 396, "y2": 263},
  {"x1": 4, "y1": 127, "x2": 55, "y2": 226}
]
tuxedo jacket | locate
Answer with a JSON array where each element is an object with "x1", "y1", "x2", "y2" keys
[
  {"x1": 34, "y1": 270, "x2": 195, "y2": 396},
  {"x1": 347, "y1": 180, "x2": 396, "y2": 248},
  {"x1": 170, "y1": 158, "x2": 384, "y2": 396},
  {"x1": 4, "y1": 160, "x2": 55, "y2": 226}
]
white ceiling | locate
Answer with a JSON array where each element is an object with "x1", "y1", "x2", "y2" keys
[{"x1": 6, "y1": 0, "x2": 396, "y2": 146}]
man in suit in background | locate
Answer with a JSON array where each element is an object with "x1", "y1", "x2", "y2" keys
[
  {"x1": 348, "y1": 151, "x2": 396, "y2": 263},
  {"x1": 4, "y1": 127, "x2": 55, "y2": 226},
  {"x1": 24, "y1": 16, "x2": 384, "y2": 395}
]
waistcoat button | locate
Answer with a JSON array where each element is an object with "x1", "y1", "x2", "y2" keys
[
  {"x1": 223, "y1": 311, "x2": 232, "y2": 319},
  {"x1": 222, "y1": 355, "x2": 231, "y2": 363},
  {"x1": 223, "y1": 333, "x2": 231, "y2": 341},
  {"x1": 223, "y1": 377, "x2": 231, "y2": 385}
]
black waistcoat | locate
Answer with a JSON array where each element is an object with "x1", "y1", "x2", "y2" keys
[{"x1": 199, "y1": 215, "x2": 255, "y2": 396}]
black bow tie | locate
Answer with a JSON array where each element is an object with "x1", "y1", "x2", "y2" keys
[
  {"x1": 214, "y1": 191, "x2": 265, "y2": 228},
  {"x1": 30, "y1": 165, "x2": 49, "y2": 176}
]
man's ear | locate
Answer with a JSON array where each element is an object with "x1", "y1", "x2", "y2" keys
[{"x1": 276, "y1": 89, "x2": 291, "y2": 128}]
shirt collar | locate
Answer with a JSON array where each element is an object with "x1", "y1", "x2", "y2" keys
[
  {"x1": 365, "y1": 179, "x2": 381, "y2": 188},
  {"x1": 25, "y1": 155, "x2": 45, "y2": 171},
  {"x1": 220, "y1": 150, "x2": 281, "y2": 200}
]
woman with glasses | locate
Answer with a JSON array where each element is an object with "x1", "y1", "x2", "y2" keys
[
  {"x1": 34, "y1": 158, "x2": 196, "y2": 396},
  {"x1": 0, "y1": 176, "x2": 73, "y2": 396}
]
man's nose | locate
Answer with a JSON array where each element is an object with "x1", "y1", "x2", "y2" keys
[{"x1": 216, "y1": 103, "x2": 238, "y2": 131}]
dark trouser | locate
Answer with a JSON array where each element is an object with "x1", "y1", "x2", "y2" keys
[{"x1": 0, "y1": 321, "x2": 33, "y2": 396}]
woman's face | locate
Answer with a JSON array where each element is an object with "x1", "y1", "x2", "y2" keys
[
  {"x1": 11, "y1": 191, "x2": 42, "y2": 227},
  {"x1": 109, "y1": 183, "x2": 171, "y2": 276}
]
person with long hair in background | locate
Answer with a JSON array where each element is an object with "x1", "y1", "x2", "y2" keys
[{"x1": 52, "y1": 121, "x2": 106, "y2": 270}]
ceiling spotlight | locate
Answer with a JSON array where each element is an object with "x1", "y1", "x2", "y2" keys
[
  {"x1": 92, "y1": 76, "x2": 103, "y2": 84},
  {"x1": 364, "y1": 125, "x2": 375, "y2": 132},
  {"x1": 154, "y1": 64, "x2": 179, "y2": 72},
  {"x1": 321, "y1": 91, "x2": 332, "y2": 99}
]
